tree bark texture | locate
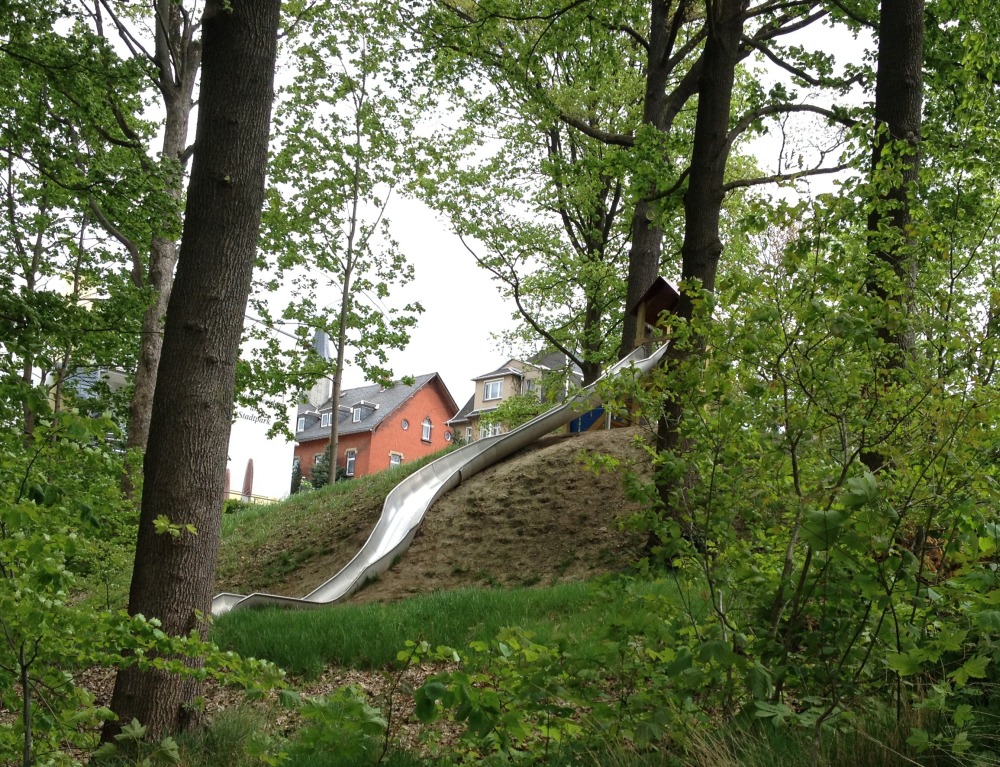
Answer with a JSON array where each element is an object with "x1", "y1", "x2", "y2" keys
[
  {"x1": 122, "y1": 0, "x2": 202, "y2": 499},
  {"x1": 655, "y1": 0, "x2": 748, "y2": 510},
  {"x1": 107, "y1": 0, "x2": 280, "y2": 739},
  {"x1": 861, "y1": 0, "x2": 923, "y2": 474},
  {"x1": 620, "y1": 0, "x2": 674, "y2": 357},
  {"x1": 866, "y1": 0, "x2": 923, "y2": 348}
]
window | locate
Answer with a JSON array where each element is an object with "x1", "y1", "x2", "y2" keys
[
  {"x1": 480, "y1": 422, "x2": 502, "y2": 439},
  {"x1": 524, "y1": 378, "x2": 536, "y2": 394},
  {"x1": 321, "y1": 412, "x2": 331, "y2": 427},
  {"x1": 345, "y1": 450, "x2": 357, "y2": 476},
  {"x1": 296, "y1": 417, "x2": 305, "y2": 432},
  {"x1": 352, "y1": 407, "x2": 362, "y2": 423},
  {"x1": 483, "y1": 379, "x2": 503, "y2": 401},
  {"x1": 401, "y1": 419, "x2": 409, "y2": 430},
  {"x1": 466, "y1": 426, "x2": 473, "y2": 442},
  {"x1": 314, "y1": 452, "x2": 324, "y2": 465},
  {"x1": 421, "y1": 417, "x2": 432, "y2": 441},
  {"x1": 444, "y1": 430, "x2": 452, "y2": 442},
  {"x1": 389, "y1": 452, "x2": 403, "y2": 467}
]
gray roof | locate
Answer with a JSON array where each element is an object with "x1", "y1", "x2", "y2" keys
[
  {"x1": 447, "y1": 395, "x2": 475, "y2": 425},
  {"x1": 295, "y1": 373, "x2": 457, "y2": 443},
  {"x1": 530, "y1": 349, "x2": 572, "y2": 371},
  {"x1": 471, "y1": 365, "x2": 523, "y2": 382}
]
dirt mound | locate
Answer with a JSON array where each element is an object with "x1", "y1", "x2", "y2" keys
[{"x1": 350, "y1": 426, "x2": 654, "y2": 603}]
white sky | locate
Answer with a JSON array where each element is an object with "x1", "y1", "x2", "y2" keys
[{"x1": 358, "y1": 197, "x2": 516, "y2": 406}]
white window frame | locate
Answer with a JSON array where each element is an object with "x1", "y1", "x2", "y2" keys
[
  {"x1": 345, "y1": 449, "x2": 357, "y2": 476},
  {"x1": 297, "y1": 417, "x2": 305, "y2": 432},
  {"x1": 352, "y1": 407, "x2": 362, "y2": 423},
  {"x1": 480, "y1": 422, "x2": 502, "y2": 439},
  {"x1": 466, "y1": 426, "x2": 473, "y2": 442},
  {"x1": 389, "y1": 452, "x2": 403, "y2": 467},
  {"x1": 321, "y1": 412, "x2": 331, "y2": 427},
  {"x1": 421, "y1": 417, "x2": 432, "y2": 441},
  {"x1": 444, "y1": 431, "x2": 452, "y2": 442},
  {"x1": 483, "y1": 379, "x2": 503, "y2": 401},
  {"x1": 314, "y1": 452, "x2": 324, "y2": 465}
]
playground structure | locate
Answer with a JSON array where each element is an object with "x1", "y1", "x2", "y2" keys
[{"x1": 211, "y1": 342, "x2": 669, "y2": 616}]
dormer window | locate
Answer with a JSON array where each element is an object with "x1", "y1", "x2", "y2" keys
[
  {"x1": 484, "y1": 379, "x2": 502, "y2": 401},
  {"x1": 352, "y1": 407, "x2": 362, "y2": 423},
  {"x1": 321, "y1": 412, "x2": 331, "y2": 427},
  {"x1": 297, "y1": 417, "x2": 305, "y2": 432}
]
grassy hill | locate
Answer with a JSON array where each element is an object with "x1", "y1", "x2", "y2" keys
[{"x1": 215, "y1": 426, "x2": 654, "y2": 601}]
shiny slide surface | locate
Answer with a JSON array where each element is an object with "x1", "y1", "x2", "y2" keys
[{"x1": 211, "y1": 343, "x2": 668, "y2": 616}]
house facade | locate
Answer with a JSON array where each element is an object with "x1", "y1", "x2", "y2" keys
[
  {"x1": 448, "y1": 351, "x2": 580, "y2": 442},
  {"x1": 293, "y1": 373, "x2": 458, "y2": 481}
]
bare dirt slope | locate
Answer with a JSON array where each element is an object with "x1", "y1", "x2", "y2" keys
[
  {"x1": 352, "y1": 426, "x2": 654, "y2": 603},
  {"x1": 227, "y1": 426, "x2": 655, "y2": 602}
]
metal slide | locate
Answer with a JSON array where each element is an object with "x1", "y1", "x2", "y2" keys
[{"x1": 211, "y1": 343, "x2": 669, "y2": 616}]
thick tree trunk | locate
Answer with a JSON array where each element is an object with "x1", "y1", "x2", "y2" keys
[
  {"x1": 620, "y1": 0, "x2": 673, "y2": 357},
  {"x1": 655, "y1": 0, "x2": 748, "y2": 513},
  {"x1": 861, "y1": 0, "x2": 923, "y2": 473},
  {"x1": 865, "y1": 0, "x2": 923, "y2": 348},
  {"x1": 106, "y1": 0, "x2": 280, "y2": 739},
  {"x1": 121, "y1": 0, "x2": 201, "y2": 498}
]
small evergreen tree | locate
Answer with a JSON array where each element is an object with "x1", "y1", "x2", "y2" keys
[
  {"x1": 290, "y1": 460, "x2": 302, "y2": 494},
  {"x1": 311, "y1": 452, "x2": 331, "y2": 489}
]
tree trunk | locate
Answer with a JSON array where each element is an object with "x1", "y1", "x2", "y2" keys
[
  {"x1": 325, "y1": 277, "x2": 351, "y2": 483},
  {"x1": 866, "y1": 0, "x2": 923, "y2": 348},
  {"x1": 121, "y1": 0, "x2": 202, "y2": 498},
  {"x1": 105, "y1": 0, "x2": 280, "y2": 739},
  {"x1": 655, "y1": 0, "x2": 748, "y2": 513},
  {"x1": 861, "y1": 0, "x2": 923, "y2": 473},
  {"x1": 619, "y1": 0, "x2": 673, "y2": 358}
]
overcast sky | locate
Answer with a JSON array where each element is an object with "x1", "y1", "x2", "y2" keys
[{"x1": 339, "y1": 195, "x2": 517, "y2": 406}]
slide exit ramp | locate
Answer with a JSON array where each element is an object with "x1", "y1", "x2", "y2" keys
[{"x1": 212, "y1": 343, "x2": 669, "y2": 616}]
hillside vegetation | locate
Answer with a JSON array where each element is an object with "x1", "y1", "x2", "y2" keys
[{"x1": 216, "y1": 427, "x2": 653, "y2": 601}]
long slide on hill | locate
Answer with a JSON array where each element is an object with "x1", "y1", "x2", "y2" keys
[{"x1": 211, "y1": 343, "x2": 669, "y2": 616}]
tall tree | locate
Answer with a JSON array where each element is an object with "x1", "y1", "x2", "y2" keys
[
  {"x1": 413, "y1": 5, "x2": 645, "y2": 383},
  {"x1": 653, "y1": 0, "x2": 749, "y2": 512},
  {"x1": 415, "y1": 0, "x2": 857, "y2": 361},
  {"x1": 105, "y1": 0, "x2": 281, "y2": 738},
  {"x1": 80, "y1": 0, "x2": 203, "y2": 497},
  {"x1": 0, "y1": 4, "x2": 155, "y2": 436},
  {"x1": 247, "y1": 0, "x2": 422, "y2": 452},
  {"x1": 858, "y1": 0, "x2": 923, "y2": 474}
]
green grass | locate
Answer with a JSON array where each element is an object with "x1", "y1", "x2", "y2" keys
[{"x1": 212, "y1": 579, "x2": 608, "y2": 676}]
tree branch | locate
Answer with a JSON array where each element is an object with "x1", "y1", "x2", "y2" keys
[
  {"x1": 458, "y1": 234, "x2": 585, "y2": 371},
  {"x1": 722, "y1": 161, "x2": 852, "y2": 191},
  {"x1": 87, "y1": 195, "x2": 143, "y2": 288},
  {"x1": 557, "y1": 113, "x2": 635, "y2": 146},
  {"x1": 729, "y1": 102, "x2": 859, "y2": 143},
  {"x1": 747, "y1": 38, "x2": 865, "y2": 89}
]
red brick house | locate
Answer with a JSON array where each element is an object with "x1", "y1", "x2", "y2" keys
[{"x1": 293, "y1": 373, "x2": 458, "y2": 481}]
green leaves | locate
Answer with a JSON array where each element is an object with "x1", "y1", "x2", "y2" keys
[{"x1": 152, "y1": 515, "x2": 198, "y2": 539}]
